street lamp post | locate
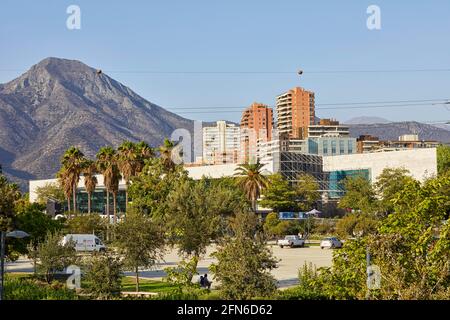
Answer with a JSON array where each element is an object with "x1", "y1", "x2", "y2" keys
[{"x1": 0, "y1": 230, "x2": 30, "y2": 300}]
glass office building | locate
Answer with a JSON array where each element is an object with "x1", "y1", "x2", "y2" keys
[
  {"x1": 307, "y1": 137, "x2": 357, "y2": 156},
  {"x1": 328, "y1": 169, "x2": 371, "y2": 199},
  {"x1": 63, "y1": 190, "x2": 127, "y2": 214}
]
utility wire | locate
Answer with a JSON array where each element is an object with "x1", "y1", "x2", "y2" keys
[
  {"x1": 157, "y1": 99, "x2": 450, "y2": 111},
  {"x1": 165, "y1": 102, "x2": 450, "y2": 113},
  {"x1": 2, "y1": 68, "x2": 450, "y2": 74}
]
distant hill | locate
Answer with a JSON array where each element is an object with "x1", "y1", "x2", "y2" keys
[
  {"x1": 0, "y1": 57, "x2": 194, "y2": 189},
  {"x1": 344, "y1": 116, "x2": 391, "y2": 125},
  {"x1": 348, "y1": 121, "x2": 450, "y2": 142}
]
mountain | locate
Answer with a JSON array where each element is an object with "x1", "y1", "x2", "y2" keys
[
  {"x1": 0, "y1": 57, "x2": 193, "y2": 189},
  {"x1": 432, "y1": 123, "x2": 450, "y2": 131},
  {"x1": 344, "y1": 116, "x2": 391, "y2": 125},
  {"x1": 348, "y1": 121, "x2": 450, "y2": 142}
]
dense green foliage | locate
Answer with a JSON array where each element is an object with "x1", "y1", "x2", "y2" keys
[
  {"x1": 4, "y1": 276, "x2": 78, "y2": 300},
  {"x1": 66, "y1": 214, "x2": 108, "y2": 240},
  {"x1": 211, "y1": 211, "x2": 278, "y2": 299},
  {"x1": 83, "y1": 253, "x2": 123, "y2": 299},
  {"x1": 114, "y1": 210, "x2": 164, "y2": 292},
  {"x1": 35, "y1": 183, "x2": 66, "y2": 204},
  {"x1": 286, "y1": 172, "x2": 450, "y2": 300},
  {"x1": 437, "y1": 144, "x2": 450, "y2": 175},
  {"x1": 37, "y1": 232, "x2": 78, "y2": 283},
  {"x1": 260, "y1": 174, "x2": 297, "y2": 212}
]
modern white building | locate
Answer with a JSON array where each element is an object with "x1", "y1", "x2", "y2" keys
[
  {"x1": 202, "y1": 121, "x2": 240, "y2": 164},
  {"x1": 308, "y1": 123, "x2": 350, "y2": 138},
  {"x1": 29, "y1": 149, "x2": 438, "y2": 206},
  {"x1": 323, "y1": 148, "x2": 437, "y2": 183}
]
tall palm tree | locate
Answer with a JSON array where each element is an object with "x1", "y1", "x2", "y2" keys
[
  {"x1": 117, "y1": 141, "x2": 138, "y2": 211},
  {"x1": 159, "y1": 139, "x2": 176, "y2": 171},
  {"x1": 61, "y1": 147, "x2": 85, "y2": 214},
  {"x1": 234, "y1": 161, "x2": 269, "y2": 213},
  {"x1": 110, "y1": 168, "x2": 121, "y2": 223},
  {"x1": 82, "y1": 160, "x2": 98, "y2": 214},
  {"x1": 96, "y1": 146, "x2": 121, "y2": 223},
  {"x1": 135, "y1": 141, "x2": 154, "y2": 174},
  {"x1": 57, "y1": 167, "x2": 72, "y2": 212}
]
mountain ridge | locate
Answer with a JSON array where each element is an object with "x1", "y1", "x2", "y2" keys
[{"x1": 0, "y1": 57, "x2": 193, "y2": 189}]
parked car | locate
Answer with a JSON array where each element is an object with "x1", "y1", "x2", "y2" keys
[
  {"x1": 320, "y1": 237, "x2": 343, "y2": 249},
  {"x1": 277, "y1": 235, "x2": 305, "y2": 248},
  {"x1": 61, "y1": 234, "x2": 106, "y2": 252}
]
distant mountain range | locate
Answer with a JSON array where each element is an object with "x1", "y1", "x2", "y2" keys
[
  {"x1": 344, "y1": 116, "x2": 391, "y2": 124},
  {"x1": 348, "y1": 121, "x2": 450, "y2": 142},
  {"x1": 0, "y1": 57, "x2": 193, "y2": 189},
  {"x1": 0, "y1": 57, "x2": 449, "y2": 191}
]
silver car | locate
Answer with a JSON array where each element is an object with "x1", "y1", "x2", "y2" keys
[{"x1": 320, "y1": 237, "x2": 343, "y2": 249}]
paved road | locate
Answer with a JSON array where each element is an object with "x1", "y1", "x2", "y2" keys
[{"x1": 5, "y1": 244, "x2": 333, "y2": 288}]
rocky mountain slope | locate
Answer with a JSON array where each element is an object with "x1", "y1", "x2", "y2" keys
[
  {"x1": 348, "y1": 121, "x2": 450, "y2": 142},
  {"x1": 0, "y1": 57, "x2": 193, "y2": 189}
]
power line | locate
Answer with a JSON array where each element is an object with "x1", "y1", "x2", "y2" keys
[
  {"x1": 157, "y1": 99, "x2": 450, "y2": 111},
  {"x1": 163, "y1": 102, "x2": 450, "y2": 113},
  {"x1": 2, "y1": 68, "x2": 450, "y2": 74}
]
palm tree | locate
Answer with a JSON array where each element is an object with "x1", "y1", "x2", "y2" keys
[
  {"x1": 96, "y1": 146, "x2": 121, "y2": 223},
  {"x1": 234, "y1": 162, "x2": 269, "y2": 213},
  {"x1": 135, "y1": 141, "x2": 154, "y2": 174},
  {"x1": 61, "y1": 147, "x2": 85, "y2": 214},
  {"x1": 57, "y1": 167, "x2": 72, "y2": 212},
  {"x1": 82, "y1": 160, "x2": 98, "y2": 214},
  {"x1": 159, "y1": 139, "x2": 176, "y2": 171},
  {"x1": 117, "y1": 141, "x2": 138, "y2": 211}
]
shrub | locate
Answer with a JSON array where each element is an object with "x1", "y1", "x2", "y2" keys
[
  {"x1": 4, "y1": 276, "x2": 77, "y2": 300},
  {"x1": 83, "y1": 252, "x2": 123, "y2": 299}
]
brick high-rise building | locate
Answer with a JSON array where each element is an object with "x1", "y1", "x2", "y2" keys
[
  {"x1": 276, "y1": 87, "x2": 315, "y2": 139},
  {"x1": 240, "y1": 103, "x2": 273, "y2": 163}
]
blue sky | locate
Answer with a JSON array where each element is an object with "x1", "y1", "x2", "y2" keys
[{"x1": 1, "y1": 0, "x2": 450, "y2": 123}]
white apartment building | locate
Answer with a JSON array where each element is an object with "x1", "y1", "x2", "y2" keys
[
  {"x1": 308, "y1": 123, "x2": 350, "y2": 138},
  {"x1": 202, "y1": 121, "x2": 240, "y2": 164}
]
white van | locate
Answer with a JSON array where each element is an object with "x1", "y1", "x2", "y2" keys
[{"x1": 62, "y1": 234, "x2": 106, "y2": 252}]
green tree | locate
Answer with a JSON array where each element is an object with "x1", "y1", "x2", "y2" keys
[
  {"x1": 211, "y1": 211, "x2": 278, "y2": 299},
  {"x1": 335, "y1": 213, "x2": 379, "y2": 239},
  {"x1": 15, "y1": 203, "x2": 63, "y2": 273},
  {"x1": 166, "y1": 178, "x2": 241, "y2": 279},
  {"x1": 117, "y1": 141, "x2": 138, "y2": 211},
  {"x1": 305, "y1": 173, "x2": 450, "y2": 300},
  {"x1": 295, "y1": 173, "x2": 321, "y2": 211},
  {"x1": 128, "y1": 159, "x2": 189, "y2": 219},
  {"x1": 60, "y1": 147, "x2": 85, "y2": 213},
  {"x1": 437, "y1": 144, "x2": 450, "y2": 175},
  {"x1": 158, "y1": 139, "x2": 177, "y2": 172},
  {"x1": 260, "y1": 174, "x2": 297, "y2": 212},
  {"x1": 82, "y1": 160, "x2": 98, "y2": 214},
  {"x1": 35, "y1": 183, "x2": 66, "y2": 204},
  {"x1": 66, "y1": 214, "x2": 108, "y2": 240},
  {"x1": 374, "y1": 167, "x2": 415, "y2": 215},
  {"x1": 338, "y1": 176, "x2": 377, "y2": 214},
  {"x1": 84, "y1": 252, "x2": 123, "y2": 299},
  {"x1": 96, "y1": 146, "x2": 121, "y2": 222},
  {"x1": 114, "y1": 210, "x2": 164, "y2": 292},
  {"x1": 57, "y1": 167, "x2": 74, "y2": 213},
  {"x1": 134, "y1": 141, "x2": 154, "y2": 173},
  {"x1": 263, "y1": 212, "x2": 281, "y2": 238},
  {"x1": 37, "y1": 232, "x2": 77, "y2": 283},
  {"x1": 234, "y1": 162, "x2": 269, "y2": 212},
  {"x1": 0, "y1": 174, "x2": 21, "y2": 231}
]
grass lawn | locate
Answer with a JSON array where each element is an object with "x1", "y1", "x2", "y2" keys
[
  {"x1": 5, "y1": 272, "x2": 33, "y2": 280},
  {"x1": 121, "y1": 276, "x2": 178, "y2": 293}
]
